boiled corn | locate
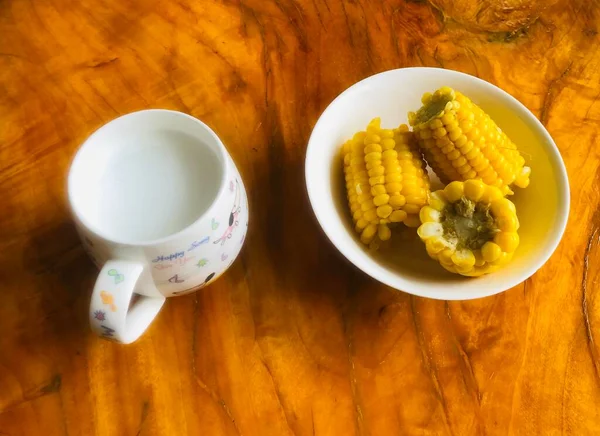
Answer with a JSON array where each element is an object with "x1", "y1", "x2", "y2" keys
[
  {"x1": 342, "y1": 118, "x2": 431, "y2": 247},
  {"x1": 409, "y1": 87, "x2": 531, "y2": 196},
  {"x1": 416, "y1": 180, "x2": 520, "y2": 277},
  {"x1": 393, "y1": 124, "x2": 430, "y2": 226}
]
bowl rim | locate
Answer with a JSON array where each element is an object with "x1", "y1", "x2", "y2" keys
[{"x1": 305, "y1": 67, "x2": 570, "y2": 300}]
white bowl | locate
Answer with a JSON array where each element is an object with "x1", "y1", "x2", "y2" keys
[{"x1": 305, "y1": 67, "x2": 570, "y2": 300}]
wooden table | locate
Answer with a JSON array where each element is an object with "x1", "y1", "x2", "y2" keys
[{"x1": 1, "y1": 0, "x2": 599, "y2": 434}]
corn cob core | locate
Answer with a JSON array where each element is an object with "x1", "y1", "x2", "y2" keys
[
  {"x1": 342, "y1": 118, "x2": 431, "y2": 248},
  {"x1": 408, "y1": 86, "x2": 531, "y2": 196},
  {"x1": 417, "y1": 180, "x2": 520, "y2": 277}
]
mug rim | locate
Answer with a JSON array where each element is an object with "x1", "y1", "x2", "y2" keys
[{"x1": 67, "y1": 109, "x2": 229, "y2": 247}]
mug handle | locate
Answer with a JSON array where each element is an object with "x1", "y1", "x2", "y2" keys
[{"x1": 89, "y1": 260, "x2": 165, "y2": 344}]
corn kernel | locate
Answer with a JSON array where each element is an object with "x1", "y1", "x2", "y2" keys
[
  {"x1": 425, "y1": 236, "x2": 447, "y2": 254},
  {"x1": 474, "y1": 250, "x2": 485, "y2": 266},
  {"x1": 455, "y1": 264, "x2": 474, "y2": 274},
  {"x1": 357, "y1": 193, "x2": 371, "y2": 204},
  {"x1": 382, "y1": 150, "x2": 398, "y2": 161},
  {"x1": 373, "y1": 194, "x2": 390, "y2": 207},
  {"x1": 463, "y1": 179, "x2": 486, "y2": 201},
  {"x1": 389, "y1": 210, "x2": 407, "y2": 222},
  {"x1": 497, "y1": 215, "x2": 519, "y2": 232},
  {"x1": 404, "y1": 214, "x2": 421, "y2": 227},
  {"x1": 420, "y1": 206, "x2": 441, "y2": 223},
  {"x1": 386, "y1": 183, "x2": 403, "y2": 194},
  {"x1": 417, "y1": 222, "x2": 443, "y2": 239},
  {"x1": 490, "y1": 252, "x2": 512, "y2": 267},
  {"x1": 377, "y1": 205, "x2": 393, "y2": 218},
  {"x1": 353, "y1": 131, "x2": 366, "y2": 142},
  {"x1": 444, "y1": 181, "x2": 464, "y2": 203},
  {"x1": 403, "y1": 204, "x2": 422, "y2": 215},
  {"x1": 363, "y1": 209, "x2": 378, "y2": 222},
  {"x1": 491, "y1": 198, "x2": 517, "y2": 217},
  {"x1": 367, "y1": 118, "x2": 380, "y2": 131},
  {"x1": 365, "y1": 152, "x2": 382, "y2": 162},
  {"x1": 364, "y1": 133, "x2": 381, "y2": 144},
  {"x1": 360, "y1": 200, "x2": 375, "y2": 211},
  {"x1": 369, "y1": 176, "x2": 385, "y2": 186},
  {"x1": 451, "y1": 249, "x2": 476, "y2": 268},
  {"x1": 365, "y1": 161, "x2": 381, "y2": 171},
  {"x1": 455, "y1": 135, "x2": 468, "y2": 147},
  {"x1": 368, "y1": 167, "x2": 385, "y2": 177},
  {"x1": 494, "y1": 232, "x2": 519, "y2": 252},
  {"x1": 438, "y1": 248, "x2": 455, "y2": 265},
  {"x1": 451, "y1": 156, "x2": 467, "y2": 168},
  {"x1": 384, "y1": 164, "x2": 401, "y2": 174},
  {"x1": 357, "y1": 216, "x2": 373, "y2": 230},
  {"x1": 433, "y1": 127, "x2": 447, "y2": 138},
  {"x1": 381, "y1": 138, "x2": 396, "y2": 150},
  {"x1": 386, "y1": 173, "x2": 402, "y2": 183},
  {"x1": 371, "y1": 185, "x2": 386, "y2": 196},
  {"x1": 363, "y1": 208, "x2": 378, "y2": 223},
  {"x1": 441, "y1": 263, "x2": 457, "y2": 274},
  {"x1": 378, "y1": 225, "x2": 392, "y2": 241},
  {"x1": 360, "y1": 224, "x2": 378, "y2": 244},
  {"x1": 364, "y1": 144, "x2": 382, "y2": 154},
  {"x1": 447, "y1": 149, "x2": 461, "y2": 160},
  {"x1": 481, "y1": 242, "x2": 502, "y2": 262},
  {"x1": 389, "y1": 195, "x2": 406, "y2": 208},
  {"x1": 405, "y1": 193, "x2": 426, "y2": 204},
  {"x1": 479, "y1": 185, "x2": 503, "y2": 203},
  {"x1": 429, "y1": 191, "x2": 447, "y2": 211},
  {"x1": 457, "y1": 164, "x2": 472, "y2": 175},
  {"x1": 514, "y1": 166, "x2": 531, "y2": 188}
]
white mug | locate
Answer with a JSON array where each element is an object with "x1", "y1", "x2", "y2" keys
[{"x1": 67, "y1": 110, "x2": 249, "y2": 344}]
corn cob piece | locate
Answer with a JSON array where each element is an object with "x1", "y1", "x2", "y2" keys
[
  {"x1": 409, "y1": 87, "x2": 531, "y2": 196},
  {"x1": 416, "y1": 180, "x2": 520, "y2": 277},
  {"x1": 393, "y1": 124, "x2": 430, "y2": 226},
  {"x1": 342, "y1": 118, "x2": 431, "y2": 247}
]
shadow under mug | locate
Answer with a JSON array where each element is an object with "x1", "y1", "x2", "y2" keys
[{"x1": 68, "y1": 110, "x2": 249, "y2": 344}]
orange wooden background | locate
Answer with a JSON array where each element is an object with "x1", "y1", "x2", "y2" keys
[{"x1": 1, "y1": 0, "x2": 599, "y2": 434}]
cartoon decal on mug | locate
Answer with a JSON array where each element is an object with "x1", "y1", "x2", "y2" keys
[
  {"x1": 93, "y1": 304, "x2": 115, "y2": 339},
  {"x1": 107, "y1": 268, "x2": 125, "y2": 284},
  {"x1": 100, "y1": 325, "x2": 116, "y2": 339},
  {"x1": 168, "y1": 274, "x2": 185, "y2": 284},
  {"x1": 214, "y1": 180, "x2": 242, "y2": 247},
  {"x1": 171, "y1": 272, "x2": 217, "y2": 295},
  {"x1": 100, "y1": 291, "x2": 117, "y2": 312}
]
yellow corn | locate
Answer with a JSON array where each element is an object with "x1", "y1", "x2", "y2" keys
[
  {"x1": 409, "y1": 86, "x2": 531, "y2": 196},
  {"x1": 342, "y1": 118, "x2": 431, "y2": 247},
  {"x1": 393, "y1": 124, "x2": 430, "y2": 226},
  {"x1": 416, "y1": 180, "x2": 520, "y2": 277}
]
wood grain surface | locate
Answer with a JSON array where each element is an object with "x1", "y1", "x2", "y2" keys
[{"x1": 1, "y1": 0, "x2": 599, "y2": 434}]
